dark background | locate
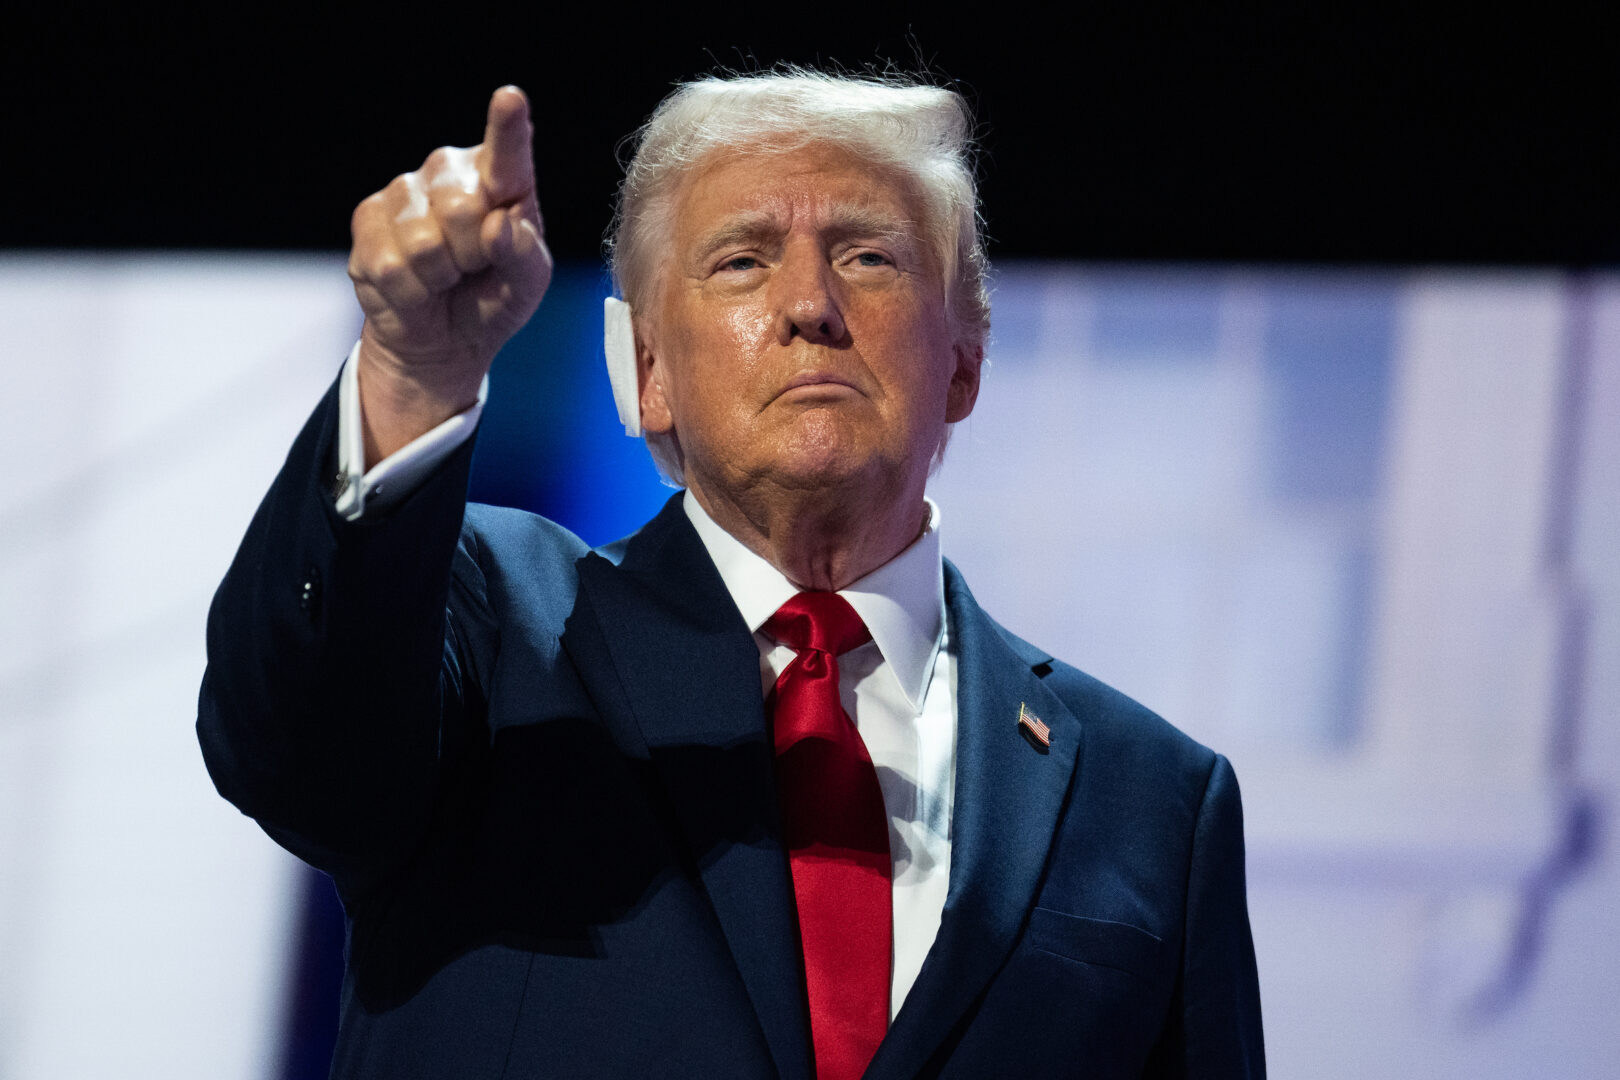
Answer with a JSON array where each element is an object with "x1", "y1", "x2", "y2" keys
[{"x1": 7, "y1": 8, "x2": 1615, "y2": 265}]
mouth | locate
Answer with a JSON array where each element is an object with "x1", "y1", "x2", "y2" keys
[{"x1": 774, "y1": 372, "x2": 861, "y2": 402}]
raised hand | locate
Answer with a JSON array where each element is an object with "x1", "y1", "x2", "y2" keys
[{"x1": 347, "y1": 86, "x2": 553, "y2": 463}]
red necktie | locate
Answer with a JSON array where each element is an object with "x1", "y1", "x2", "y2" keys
[{"x1": 765, "y1": 592, "x2": 891, "y2": 1080}]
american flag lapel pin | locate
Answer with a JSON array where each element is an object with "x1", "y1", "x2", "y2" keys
[{"x1": 1018, "y1": 702, "x2": 1052, "y2": 752}]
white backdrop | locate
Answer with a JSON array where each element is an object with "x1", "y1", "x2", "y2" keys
[
  {"x1": 931, "y1": 266, "x2": 1620, "y2": 1078},
  {"x1": 0, "y1": 255, "x2": 355, "y2": 1079}
]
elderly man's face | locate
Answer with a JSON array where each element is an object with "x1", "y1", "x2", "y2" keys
[{"x1": 639, "y1": 142, "x2": 980, "y2": 512}]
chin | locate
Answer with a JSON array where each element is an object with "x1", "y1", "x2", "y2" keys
[
  {"x1": 769, "y1": 441, "x2": 912, "y2": 501},
  {"x1": 754, "y1": 414, "x2": 910, "y2": 495},
  {"x1": 769, "y1": 451, "x2": 868, "y2": 492}
]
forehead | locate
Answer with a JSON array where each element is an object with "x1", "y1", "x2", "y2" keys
[{"x1": 671, "y1": 142, "x2": 925, "y2": 242}]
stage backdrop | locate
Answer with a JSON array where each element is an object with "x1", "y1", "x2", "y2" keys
[{"x1": 0, "y1": 254, "x2": 1614, "y2": 1079}]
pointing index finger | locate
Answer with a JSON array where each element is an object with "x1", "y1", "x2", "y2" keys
[{"x1": 479, "y1": 85, "x2": 534, "y2": 208}]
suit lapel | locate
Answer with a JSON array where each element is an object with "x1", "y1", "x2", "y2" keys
[
  {"x1": 573, "y1": 496, "x2": 810, "y2": 1080},
  {"x1": 867, "y1": 562, "x2": 1083, "y2": 1080}
]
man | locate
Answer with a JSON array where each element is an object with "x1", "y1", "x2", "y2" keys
[{"x1": 199, "y1": 72, "x2": 1263, "y2": 1078}]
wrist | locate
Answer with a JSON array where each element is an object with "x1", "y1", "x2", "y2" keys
[{"x1": 357, "y1": 332, "x2": 487, "y2": 465}]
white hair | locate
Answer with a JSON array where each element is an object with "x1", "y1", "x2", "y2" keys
[{"x1": 607, "y1": 68, "x2": 990, "y2": 484}]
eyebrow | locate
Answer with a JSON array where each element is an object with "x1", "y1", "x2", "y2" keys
[{"x1": 691, "y1": 204, "x2": 920, "y2": 261}]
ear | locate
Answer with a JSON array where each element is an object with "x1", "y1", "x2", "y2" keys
[
  {"x1": 637, "y1": 328, "x2": 675, "y2": 435},
  {"x1": 944, "y1": 341, "x2": 983, "y2": 423}
]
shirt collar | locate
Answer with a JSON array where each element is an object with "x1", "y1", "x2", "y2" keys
[{"x1": 682, "y1": 491, "x2": 946, "y2": 716}]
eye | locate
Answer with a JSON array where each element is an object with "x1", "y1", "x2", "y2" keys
[
  {"x1": 854, "y1": 251, "x2": 891, "y2": 267},
  {"x1": 720, "y1": 255, "x2": 760, "y2": 272}
]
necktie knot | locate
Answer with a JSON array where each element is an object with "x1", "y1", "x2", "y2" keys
[{"x1": 765, "y1": 591, "x2": 871, "y2": 658}]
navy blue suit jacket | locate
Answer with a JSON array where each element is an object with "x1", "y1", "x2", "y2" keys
[{"x1": 198, "y1": 383, "x2": 1263, "y2": 1078}]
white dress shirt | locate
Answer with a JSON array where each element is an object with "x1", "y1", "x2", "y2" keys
[
  {"x1": 682, "y1": 493, "x2": 957, "y2": 1018},
  {"x1": 333, "y1": 349, "x2": 958, "y2": 1017}
]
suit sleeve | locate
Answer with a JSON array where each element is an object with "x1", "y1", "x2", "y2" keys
[
  {"x1": 1147, "y1": 753, "x2": 1267, "y2": 1078},
  {"x1": 195, "y1": 376, "x2": 488, "y2": 905}
]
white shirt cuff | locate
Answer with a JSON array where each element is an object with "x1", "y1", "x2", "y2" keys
[{"x1": 333, "y1": 341, "x2": 488, "y2": 521}]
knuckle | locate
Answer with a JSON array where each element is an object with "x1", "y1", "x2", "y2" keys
[
  {"x1": 350, "y1": 193, "x2": 385, "y2": 237},
  {"x1": 369, "y1": 251, "x2": 411, "y2": 289},
  {"x1": 397, "y1": 223, "x2": 443, "y2": 262},
  {"x1": 351, "y1": 282, "x2": 387, "y2": 317},
  {"x1": 434, "y1": 189, "x2": 482, "y2": 226}
]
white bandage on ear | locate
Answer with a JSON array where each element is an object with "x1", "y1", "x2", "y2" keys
[{"x1": 603, "y1": 297, "x2": 641, "y2": 437}]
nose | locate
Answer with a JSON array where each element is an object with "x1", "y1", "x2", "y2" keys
[{"x1": 773, "y1": 244, "x2": 848, "y2": 347}]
